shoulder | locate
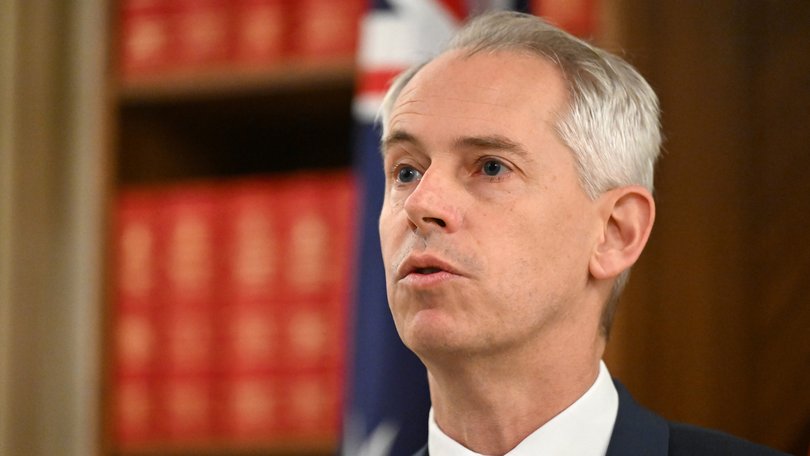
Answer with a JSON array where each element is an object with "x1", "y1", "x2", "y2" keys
[
  {"x1": 411, "y1": 444, "x2": 428, "y2": 456},
  {"x1": 611, "y1": 379, "x2": 788, "y2": 456},
  {"x1": 668, "y1": 422, "x2": 790, "y2": 456}
]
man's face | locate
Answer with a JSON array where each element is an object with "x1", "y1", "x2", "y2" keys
[{"x1": 379, "y1": 50, "x2": 603, "y2": 360}]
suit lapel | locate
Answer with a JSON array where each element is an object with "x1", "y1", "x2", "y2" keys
[{"x1": 606, "y1": 380, "x2": 670, "y2": 456}]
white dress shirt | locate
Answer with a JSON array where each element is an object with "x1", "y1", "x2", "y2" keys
[{"x1": 428, "y1": 361, "x2": 619, "y2": 456}]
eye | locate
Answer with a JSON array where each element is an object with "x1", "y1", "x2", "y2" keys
[
  {"x1": 481, "y1": 159, "x2": 507, "y2": 177},
  {"x1": 396, "y1": 165, "x2": 422, "y2": 183}
]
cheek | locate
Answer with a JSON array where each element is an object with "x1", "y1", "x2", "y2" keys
[
  {"x1": 378, "y1": 204, "x2": 397, "y2": 255},
  {"x1": 378, "y1": 207, "x2": 409, "y2": 279},
  {"x1": 496, "y1": 202, "x2": 589, "y2": 282}
]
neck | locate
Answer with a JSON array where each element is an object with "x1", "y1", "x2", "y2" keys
[{"x1": 425, "y1": 333, "x2": 605, "y2": 455}]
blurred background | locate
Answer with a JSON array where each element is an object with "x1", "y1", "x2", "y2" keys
[{"x1": 1, "y1": 0, "x2": 808, "y2": 455}]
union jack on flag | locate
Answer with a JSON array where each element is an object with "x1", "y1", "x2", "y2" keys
[{"x1": 343, "y1": 2, "x2": 533, "y2": 455}]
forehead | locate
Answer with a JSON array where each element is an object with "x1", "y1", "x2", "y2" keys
[{"x1": 386, "y1": 49, "x2": 568, "y2": 142}]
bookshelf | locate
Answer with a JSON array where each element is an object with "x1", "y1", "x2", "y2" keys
[
  {"x1": 118, "y1": 59, "x2": 355, "y2": 103},
  {"x1": 105, "y1": 1, "x2": 360, "y2": 455}
]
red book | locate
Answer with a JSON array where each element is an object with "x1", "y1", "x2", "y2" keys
[
  {"x1": 533, "y1": 0, "x2": 598, "y2": 38},
  {"x1": 217, "y1": 177, "x2": 290, "y2": 443},
  {"x1": 280, "y1": 297, "x2": 345, "y2": 371},
  {"x1": 119, "y1": 0, "x2": 174, "y2": 79},
  {"x1": 279, "y1": 172, "x2": 356, "y2": 300},
  {"x1": 161, "y1": 304, "x2": 217, "y2": 376},
  {"x1": 217, "y1": 374, "x2": 284, "y2": 441},
  {"x1": 157, "y1": 185, "x2": 222, "y2": 307},
  {"x1": 114, "y1": 377, "x2": 156, "y2": 446},
  {"x1": 173, "y1": 0, "x2": 232, "y2": 71},
  {"x1": 278, "y1": 172, "x2": 355, "y2": 369},
  {"x1": 218, "y1": 179, "x2": 286, "y2": 377},
  {"x1": 153, "y1": 184, "x2": 224, "y2": 443},
  {"x1": 116, "y1": 189, "x2": 160, "y2": 308},
  {"x1": 156, "y1": 375, "x2": 215, "y2": 442},
  {"x1": 280, "y1": 368, "x2": 342, "y2": 439},
  {"x1": 232, "y1": 0, "x2": 290, "y2": 66},
  {"x1": 219, "y1": 302, "x2": 282, "y2": 374},
  {"x1": 115, "y1": 189, "x2": 161, "y2": 372},
  {"x1": 116, "y1": 309, "x2": 157, "y2": 377},
  {"x1": 276, "y1": 173, "x2": 354, "y2": 441},
  {"x1": 113, "y1": 189, "x2": 162, "y2": 446},
  {"x1": 289, "y1": 0, "x2": 363, "y2": 59},
  {"x1": 221, "y1": 179, "x2": 287, "y2": 305}
]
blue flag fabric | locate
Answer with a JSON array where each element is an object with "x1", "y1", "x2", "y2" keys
[{"x1": 344, "y1": 2, "x2": 530, "y2": 455}]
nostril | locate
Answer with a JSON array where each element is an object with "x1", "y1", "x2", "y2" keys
[{"x1": 424, "y1": 217, "x2": 447, "y2": 228}]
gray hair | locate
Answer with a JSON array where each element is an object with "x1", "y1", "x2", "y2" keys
[{"x1": 380, "y1": 11, "x2": 662, "y2": 336}]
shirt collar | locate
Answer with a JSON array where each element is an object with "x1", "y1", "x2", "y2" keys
[{"x1": 428, "y1": 360, "x2": 619, "y2": 456}]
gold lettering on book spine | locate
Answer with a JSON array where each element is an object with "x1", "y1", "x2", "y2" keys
[
  {"x1": 121, "y1": 222, "x2": 154, "y2": 297},
  {"x1": 233, "y1": 208, "x2": 276, "y2": 292},
  {"x1": 168, "y1": 213, "x2": 213, "y2": 295},
  {"x1": 289, "y1": 212, "x2": 329, "y2": 293}
]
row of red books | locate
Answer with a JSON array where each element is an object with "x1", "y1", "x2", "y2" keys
[
  {"x1": 119, "y1": 0, "x2": 364, "y2": 79},
  {"x1": 111, "y1": 171, "x2": 356, "y2": 447}
]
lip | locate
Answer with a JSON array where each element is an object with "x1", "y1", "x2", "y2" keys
[{"x1": 396, "y1": 253, "x2": 463, "y2": 287}]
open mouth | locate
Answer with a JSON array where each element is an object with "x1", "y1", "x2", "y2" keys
[{"x1": 397, "y1": 254, "x2": 460, "y2": 283}]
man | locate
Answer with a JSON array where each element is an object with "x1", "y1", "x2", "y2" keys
[{"x1": 376, "y1": 11, "x2": 786, "y2": 456}]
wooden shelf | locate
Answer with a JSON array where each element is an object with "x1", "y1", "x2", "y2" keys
[
  {"x1": 118, "y1": 58, "x2": 356, "y2": 104},
  {"x1": 113, "y1": 439, "x2": 336, "y2": 456}
]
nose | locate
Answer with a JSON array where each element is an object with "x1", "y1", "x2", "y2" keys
[{"x1": 403, "y1": 168, "x2": 460, "y2": 233}]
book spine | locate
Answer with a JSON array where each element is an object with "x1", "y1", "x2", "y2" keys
[
  {"x1": 173, "y1": 0, "x2": 232, "y2": 71},
  {"x1": 154, "y1": 185, "x2": 222, "y2": 443},
  {"x1": 290, "y1": 0, "x2": 363, "y2": 60},
  {"x1": 217, "y1": 180, "x2": 286, "y2": 440},
  {"x1": 231, "y1": 0, "x2": 290, "y2": 67},
  {"x1": 278, "y1": 172, "x2": 355, "y2": 438},
  {"x1": 119, "y1": 0, "x2": 173, "y2": 79},
  {"x1": 113, "y1": 189, "x2": 161, "y2": 447}
]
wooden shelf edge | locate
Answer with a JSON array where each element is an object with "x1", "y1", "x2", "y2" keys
[
  {"x1": 113, "y1": 438, "x2": 337, "y2": 456},
  {"x1": 118, "y1": 57, "x2": 356, "y2": 104}
]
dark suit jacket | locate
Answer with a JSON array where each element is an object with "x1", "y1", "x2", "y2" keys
[{"x1": 413, "y1": 380, "x2": 787, "y2": 455}]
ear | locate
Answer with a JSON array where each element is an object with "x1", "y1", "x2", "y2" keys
[{"x1": 589, "y1": 186, "x2": 656, "y2": 280}]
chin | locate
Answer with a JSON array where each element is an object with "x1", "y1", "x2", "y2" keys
[{"x1": 398, "y1": 308, "x2": 470, "y2": 357}]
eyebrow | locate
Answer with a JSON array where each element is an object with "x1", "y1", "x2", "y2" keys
[
  {"x1": 453, "y1": 134, "x2": 530, "y2": 159},
  {"x1": 382, "y1": 130, "x2": 529, "y2": 160},
  {"x1": 381, "y1": 130, "x2": 422, "y2": 156}
]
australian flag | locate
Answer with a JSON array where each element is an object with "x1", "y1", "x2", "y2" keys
[{"x1": 343, "y1": 1, "x2": 531, "y2": 455}]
